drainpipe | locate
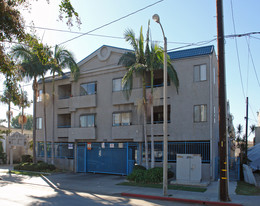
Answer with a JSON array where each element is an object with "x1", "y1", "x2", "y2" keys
[{"x1": 209, "y1": 54, "x2": 213, "y2": 180}]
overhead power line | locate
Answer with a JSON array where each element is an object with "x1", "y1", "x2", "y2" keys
[
  {"x1": 230, "y1": 0, "x2": 246, "y2": 100},
  {"x1": 57, "y1": 0, "x2": 164, "y2": 46}
]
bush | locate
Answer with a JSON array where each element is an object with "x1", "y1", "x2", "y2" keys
[
  {"x1": 147, "y1": 167, "x2": 163, "y2": 183},
  {"x1": 127, "y1": 166, "x2": 175, "y2": 184},
  {"x1": 133, "y1": 165, "x2": 146, "y2": 171},
  {"x1": 127, "y1": 169, "x2": 146, "y2": 183},
  {"x1": 14, "y1": 162, "x2": 56, "y2": 172},
  {"x1": 21, "y1": 155, "x2": 32, "y2": 163},
  {"x1": 0, "y1": 152, "x2": 7, "y2": 164}
]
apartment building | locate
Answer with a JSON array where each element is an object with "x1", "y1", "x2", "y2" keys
[{"x1": 36, "y1": 45, "x2": 219, "y2": 181}]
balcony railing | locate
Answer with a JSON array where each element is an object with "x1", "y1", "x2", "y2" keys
[
  {"x1": 69, "y1": 127, "x2": 96, "y2": 141},
  {"x1": 112, "y1": 125, "x2": 143, "y2": 140}
]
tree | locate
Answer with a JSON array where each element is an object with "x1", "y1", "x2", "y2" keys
[
  {"x1": 145, "y1": 26, "x2": 179, "y2": 168},
  {"x1": 0, "y1": 64, "x2": 22, "y2": 137},
  {"x1": 18, "y1": 89, "x2": 31, "y2": 133},
  {"x1": 119, "y1": 26, "x2": 149, "y2": 169},
  {"x1": 49, "y1": 45, "x2": 79, "y2": 164},
  {"x1": 11, "y1": 114, "x2": 33, "y2": 130},
  {"x1": 0, "y1": 0, "x2": 80, "y2": 74},
  {"x1": 11, "y1": 37, "x2": 52, "y2": 163}
]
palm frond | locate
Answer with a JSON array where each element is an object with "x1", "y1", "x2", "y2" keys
[
  {"x1": 167, "y1": 62, "x2": 179, "y2": 93},
  {"x1": 118, "y1": 52, "x2": 136, "y2": 67},
  {"x1": 124, "y1": 29, "x2": 138, "y2": 55}
]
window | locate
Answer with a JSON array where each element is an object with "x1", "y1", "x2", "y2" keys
[
  {"x1": 37, "y1": 90, "x2": 42, "y2": 102},
  {"x1": 194, "y1": 64, "x2": 207, "y2": 82},
  {"x1": 113, "y1": 78, "x2": 122, "y2": 92},
  {"x1": 194, "y1": 105, "x2": 207, "y2": 122},
  {"x1": 55, "y1": 143, "x2": 74, "y2": 159},
  {"x1": 148, "y1": 105, "x2": 171, "y2": 124},
  {"x1": 57, "y1": 114, "x2": 71, "y2": 128},
  {"x1": 58, "y1": 84, "x2": 71, "y2": 99},
  {"x1": 80, "y1": 114, "x2": 95, "y2": 127},
  {"x1": 80, "y1": 82, "x2": 96, "y2": 96},
  {"x1": 113, "y1": 112, "x2": 131, "y2": 126},
  {"x1": 36, "y1": 117, "x2": 42, "y2": 129}
]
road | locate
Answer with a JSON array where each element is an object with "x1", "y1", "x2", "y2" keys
[{"x1": 0, "y1": 173, "x2": 199, "y2": 206}]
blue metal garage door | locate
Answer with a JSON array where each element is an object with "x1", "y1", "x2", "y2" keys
[
  {"x1": 77, "y1": 142, "x2": 138, "y2": 175},
  {"x1": 87, "y1": 147, "x2": 127, "y2": 175},
  {"x1": 77, "y1": 144, "x2": 86, "y2": 172}
]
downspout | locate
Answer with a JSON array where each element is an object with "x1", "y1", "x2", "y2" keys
[{"x1": 209, "y1": 54, "x2": 213, "y2": 180}]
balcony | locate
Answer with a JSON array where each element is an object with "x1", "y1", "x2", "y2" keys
[
  {"x1": 146, "y1": 123, "x2": 163, "y2": 136},
  {"x1": 57, "y1": 98, "x2": 69, "y2": 108},
  {"x1": 69, "y1": 95, "x2": 96, "y2": 111},
  {"x1": 57, "y1": 127, "x2": 70, "y2": 137},
  {"x1": 112, "y1": 88, "x2": 142, "y2": 105},
  {"x1": 69, "y1": 127, "x2": 96, "y2": 141},
  {"x1": 112, "y1": 125, "x2": 143, "y2": 141}
]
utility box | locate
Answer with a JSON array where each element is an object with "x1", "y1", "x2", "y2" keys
[{"x1": 176, "y1": 154, "x2": 202, "y2": 184}]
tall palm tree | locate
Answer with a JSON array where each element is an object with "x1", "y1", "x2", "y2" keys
[
  {"x1": 11, "y1": 44, "x2": 51, "y2": 163},
  {"x1": 146, "y1": 41, "x2": 179, "y2": 168},
  {"x1": 119, "y1": 23, "x2": 179, "y2": 169},
  {"x1": 50, "y1": 45, "x2": 79, "y2": 164},
  {"x1": 119, "y1": 26, "x2": 149, "y2": 169}
]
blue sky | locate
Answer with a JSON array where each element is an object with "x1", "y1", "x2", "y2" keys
[{"x1": 1, "y1": 0, "x2": 259, "y2": 140}]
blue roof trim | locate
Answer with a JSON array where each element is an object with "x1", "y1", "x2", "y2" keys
[{"x1": 168, "y1": 45, "x2": 214, "y2": 60}]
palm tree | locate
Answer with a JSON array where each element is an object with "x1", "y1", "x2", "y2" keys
[
  {"x1": 146, "y1": 42, "x2": 179, "y2": 168},
  {"x1": 11, "y1": 44, "x2": 51, "y2": 163},
  {"x1": 119, "y1": 24, "x2": 179, "y2": 169},
  {"x1": 50, "y1": 45, "x2": 79, "y2": 164},
  {"x1": 119, "y1": 26, "x2": 149, "y2": 169}
]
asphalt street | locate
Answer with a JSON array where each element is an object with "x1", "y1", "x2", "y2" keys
[{"x1": 0, "y1": 172, "x2": 199, "y2": 206}]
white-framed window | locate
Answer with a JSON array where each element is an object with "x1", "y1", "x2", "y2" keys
[
  {"x1": 36, "y1": 117, "x2": 42, "y2": 129},
  {"x1": 80, "y1": 114, "x2": 95, "y2": 128},
  {"x1": 80, "y1": 82, "x2": 96, "y2": 96},
  {"x1": 112, "y1": 78, "x2": 123, "y2": 92},
  {"x1": 37, "y1": 90, "x2": 42, "y2": 102},
  {"x1": 113, "y1": 112, "x2": 131, "y2": 126},
  {"x1": 194, "y1": 105, "x2": 207, "y2": 122},
  {"x1": 194, "y1": 64, "x2": 207, "y2": 82}
]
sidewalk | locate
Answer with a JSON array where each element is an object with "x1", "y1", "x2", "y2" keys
[{"x1": 1, "y1": 166, "x2": 260, "y2": 206}]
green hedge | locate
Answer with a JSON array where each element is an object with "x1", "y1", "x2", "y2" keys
[
  {"x1": 127, "y1": 166, "x2": 174, "y2": 184},
  {"x1": 14, "y1": 162, "x2": 56, "y2": 172},
  {"x1": 21, "y1": 155, "x2": 32, "y2": 163}
]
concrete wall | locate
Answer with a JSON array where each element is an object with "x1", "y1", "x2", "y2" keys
[{"x1": 255, "y1": 127, "x2": 260, "y2": 145}]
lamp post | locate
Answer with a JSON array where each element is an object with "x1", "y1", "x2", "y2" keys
[{"x1": 152, "y1": 14, "x2": 168, "y2": 196}]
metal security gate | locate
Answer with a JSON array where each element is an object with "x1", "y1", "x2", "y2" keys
[
  {"x1": 215, "y1": 157, "x2": 240, "y2": 180},
  {"x1": 77, "y1": 142, "x2": 138, "y2": 175},
  {"x1": 77, "y1": 144, "x2": 86, "y2": 172}
]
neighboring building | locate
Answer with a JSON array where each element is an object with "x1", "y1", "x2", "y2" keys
[
  {"x1": 0, "y1": 126, "x2": 32, "y2": 164},
  {"x1": 227, "y1": 101, "x2": 236, "y2": 158},
  {"x1": 255, "y1": 111, "x2": 260, "y2": 145},
  {"x1": 36, "y1": 45, "x2": 219, "y2": 181}
]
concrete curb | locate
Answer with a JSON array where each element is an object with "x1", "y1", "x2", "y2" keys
[{"x1": 121, "y1": 193, "x2": 243, "y2": 206}]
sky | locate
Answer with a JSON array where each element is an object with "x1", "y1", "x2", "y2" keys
[{"x1": 0, "y1": 0, "x2": 259, "y2": 140}]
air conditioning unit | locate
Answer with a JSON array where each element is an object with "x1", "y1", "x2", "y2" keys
[{"x1": 176, "y1": 154, "x2": 202, "y2": 184}]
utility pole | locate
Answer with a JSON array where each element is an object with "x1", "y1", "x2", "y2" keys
[
  {"x1": 245, "y1": 97, "x2": 249, "y2": 161},
  {"x1": 216, "y1": 0, "x2": 230, "y2": 201}
]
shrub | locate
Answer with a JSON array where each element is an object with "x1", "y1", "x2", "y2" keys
[
  {"x1": 168, "y1": 169, "x2": 174, "y2": 179},
  {"x1": 21, "y1": 155, "x2": 32, "y2": 163},
  {"x1": 145, "y1": 167, "x2": 163, "y2": 183},
  {"x1": 127, "y1": 167, "x2": 175, "y2": 184},
  {"x1": 127, "y1": 169, "x2": 146, "y2": 183},
  {"x1": 14, "y1": 162, "x2": 56, "y2": 172},
  {"x1": 133, "y1": 165, "x2": 146, "y2": 171}
]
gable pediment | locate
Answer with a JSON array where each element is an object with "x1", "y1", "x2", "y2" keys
[{"x1": 78, "y1": 45, "x2": 131, "y2": 73}]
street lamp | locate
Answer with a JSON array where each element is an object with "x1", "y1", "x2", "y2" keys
[{"x1": 152, "y1": 14, "x2": 168, "y2": 196}]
